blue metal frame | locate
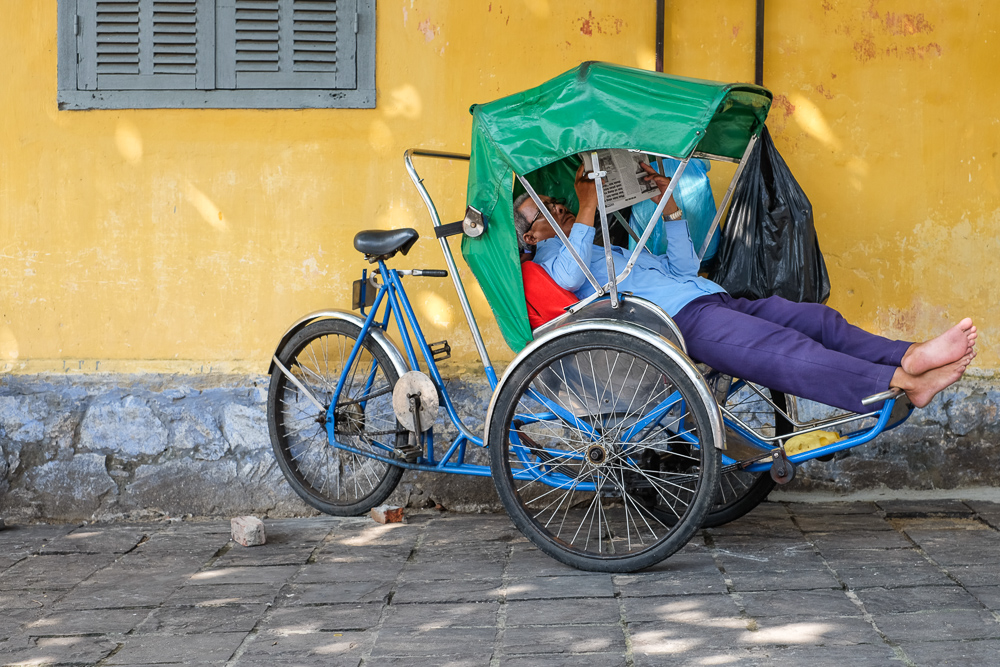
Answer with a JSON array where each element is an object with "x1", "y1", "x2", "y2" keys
[
  {"x1": 720, "y1": 383, "x2": 913, "y2": 473},
  {"x1": 320, "y1": 261, "x2": 915, "y2": 485},
  {"x1": 324, "y1": 259, "x2": 498, "y2": 477},
  {"x1": 321, "y1": 259, "x2": 705, "y2": 487}
]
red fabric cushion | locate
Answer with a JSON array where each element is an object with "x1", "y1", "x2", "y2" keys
[{"x1": 521, "y1": 260, "x2": 578, "y2": 329}]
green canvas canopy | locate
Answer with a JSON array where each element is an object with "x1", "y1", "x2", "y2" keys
[{"x1": 461, "y1": 61, "x2": 772, "y2": 353}]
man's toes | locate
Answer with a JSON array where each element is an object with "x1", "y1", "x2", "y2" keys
[{"x1": 959, "y1": 317, "x2": 974, "y2": 331}]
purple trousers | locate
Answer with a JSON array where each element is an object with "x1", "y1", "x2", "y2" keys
[{"x1": 672, "y1": 294, "x2": 912, "y2": 414}]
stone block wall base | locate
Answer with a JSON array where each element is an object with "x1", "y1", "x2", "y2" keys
[{"x1": 1, "y1": 372, "x2": 998, "y2": 522}]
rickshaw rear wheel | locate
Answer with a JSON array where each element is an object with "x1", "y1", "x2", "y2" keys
[
  {"x1": 702, "y1": 385, "x2": 792, "y2": 528},
  {"x1": 268, "y1": 319, "x2": 405, "y2": 516},
  {"x1": 487, "y1": 329, "x2": 720, "y2": 573}
]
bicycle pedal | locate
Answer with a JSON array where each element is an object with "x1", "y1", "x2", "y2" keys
[
  {"x1": 429, "y1": 340, "x2": 451, "y2": 362},
  {"x1": 395, "y1": 441, "x2": 421, "y2": 463}
]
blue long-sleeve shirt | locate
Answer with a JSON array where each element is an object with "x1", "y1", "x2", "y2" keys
[{"x1": 532, "y1": 218, "x2": 725, "y2": 317}]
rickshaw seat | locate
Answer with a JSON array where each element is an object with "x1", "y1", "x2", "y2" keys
[
  {"x1": 520, "y1": 260, "x2": 688, "y2": 354},
  {"x1": 353, "y1": 228, "x2": 419, "y2": 258},
  {"x1": 521, "y1": 259, "x2": 579, "y2": 328}
]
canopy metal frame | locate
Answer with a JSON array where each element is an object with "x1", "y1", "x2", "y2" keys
[{"x1": 514, "y1": 134, "x2": 760, "y2": 312}]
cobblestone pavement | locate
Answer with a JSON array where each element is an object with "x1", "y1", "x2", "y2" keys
[{"x1": 1, "y1": 500, "x2": 999, "y2": 666}]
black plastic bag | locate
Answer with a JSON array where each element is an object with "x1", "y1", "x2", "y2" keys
[{"x1": 710, "y1": 126, "x2": 831, "y2": 304}]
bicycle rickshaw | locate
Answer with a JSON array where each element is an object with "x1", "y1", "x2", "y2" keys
[{"x1": 267, "y1": 62, "x2": 913, "y2": 573}]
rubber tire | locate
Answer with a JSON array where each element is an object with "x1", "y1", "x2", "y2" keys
[
  {"x1": 268, "y1": 318, "x2": 405, "y2": 516},
  {"x1": 488, "y1": 329, "x2": 720, "y2": 573},
  {"x1": 702, "y1": 388, "x2": 791, "y2": 528}
]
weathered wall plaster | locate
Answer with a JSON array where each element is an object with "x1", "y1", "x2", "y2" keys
[{"x1": 2, "y1": 372, "x2": 999, "y2": 522}]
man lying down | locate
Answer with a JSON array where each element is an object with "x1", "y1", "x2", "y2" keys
[{"x1": 513, "y1": 163, "x2": 977, "y2": 414}]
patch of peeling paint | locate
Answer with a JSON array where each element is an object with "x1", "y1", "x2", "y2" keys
[
  {"x1": 841, "y1": 1, "x2": 942, "y2": 63},
  {"x1": 576, "y1": 11, "x2": 624, "y2": 37},
  {"x1": 767, "y1": 94, "x2": 797, "y2": 135},
  {"x1": 854, "y1": 36, "x2": 877, "y2": 63},
  {"x1": 773, "y1": 94, "x2": 796, "y2": 119},
  {"x1": 891, "y1": 43, "x2": 943, "y2": 60},
  {"x1": 884, "y1": 12, "x2": 933, "y2": 36},
  {"x1": 418, "y1": 18, "x2": 438, "y2": 42}
]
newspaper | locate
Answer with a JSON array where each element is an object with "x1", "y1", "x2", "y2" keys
[{"x1": 579, "y1": 149, "x2": 661, "y2": 213}]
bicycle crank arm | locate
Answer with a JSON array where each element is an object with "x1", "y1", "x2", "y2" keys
[{"x1": 272, "y1": 355, "x2": 327, "y2": 413}]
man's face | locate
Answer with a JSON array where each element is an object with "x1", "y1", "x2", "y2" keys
[{"x1": 518, "y1": 196, "x2": 575, "y2": 247}]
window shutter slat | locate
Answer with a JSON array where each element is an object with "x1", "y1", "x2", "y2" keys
[
  {"x1": 151, "y1": 0, "x2": 195, "y2": 77},
  {"x1": 235, "y1": 0, "x2": 280, "y2": 79},
  {"x1": 219, "y1": 0, "x2": 349, "y2": 90},
  {"x1": 292, "y1": 0, "x2": 339, "y2": 78},
  {"x1": 97, "y1": 0, "x2": 140, "y2": 76},
  {"x1": 80, "y1": 0, "x2": 211, "y2": 91}
]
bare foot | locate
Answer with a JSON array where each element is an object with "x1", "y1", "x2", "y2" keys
[
  {"x1": 900, "y1": 318, "x2": 977, "y2": 376},
  {"x1": 895, "y1": 350, "x2": 974, "y2": 408}
]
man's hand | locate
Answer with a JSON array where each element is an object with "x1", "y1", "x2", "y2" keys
[
  {"x1": 639, "y1": 162, "x2": 679, "y2": 216},
  {"x1": 570, "y1": 163, "x2": 598, "y2": 227},
  {"x1": 574, "y1": 163, "x2": 598, "y2": 212}
]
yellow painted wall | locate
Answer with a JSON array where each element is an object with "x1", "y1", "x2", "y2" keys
[
  {"x1": 2, "y1": 1, "x2": 998, "y2": 375},
  {"x1": 668, "y1": 0, "x2": 1000, "y2": 372},
  {"x1": 1, "y1": 1, "x2": 658, "y2": 374}
]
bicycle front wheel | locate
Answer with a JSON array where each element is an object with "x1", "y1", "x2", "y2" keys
[
  {"x1": 487, "y1": 328, "x2": 720, "y2": 573},
  {"x1": 268, "y1": 318, "x2": 405, "y2": 516}
]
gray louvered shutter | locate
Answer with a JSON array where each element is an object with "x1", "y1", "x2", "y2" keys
[
  {"x1": 217, "y1": 0, "x2": 357, "y2": 90},
  {"x1": 77, "y1": 0, "x2": 215, "y2": 91}
]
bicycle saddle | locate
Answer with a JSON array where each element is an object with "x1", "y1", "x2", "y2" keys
[{"x1": 353, "y1": 228, "x2": 419, "y2": 258}]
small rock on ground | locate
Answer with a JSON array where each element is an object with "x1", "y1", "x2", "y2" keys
[
  {"x1": 231, "y1": 515, "x2": 266, "y2": 546},
  {"x1": 371, "y1": 505, "x2": 405, "y2": 524}
]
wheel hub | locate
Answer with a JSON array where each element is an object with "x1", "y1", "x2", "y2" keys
[
  {"x1": 336, "y1": 403, "x2": 365, "y2": 435},
  {"x1": 586, "y1": 444, "x2": 608, "y2": 466}
]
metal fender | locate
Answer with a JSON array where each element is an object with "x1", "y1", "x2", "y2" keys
[
  {"x1": 531, "y1": 293, "x2": 688, "y2": 354},
  {"x1": 268, "y1": 309, "x2": 409, "y2": 381}
]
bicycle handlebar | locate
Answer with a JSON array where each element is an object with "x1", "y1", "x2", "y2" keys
[{"x1": 396, "y1": 269, "x2": 449, "y2": 278}]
